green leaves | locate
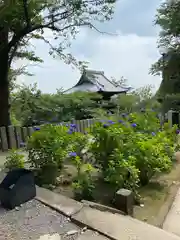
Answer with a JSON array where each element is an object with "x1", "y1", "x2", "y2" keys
[
  {"x1": 90, "y1": 112, "x2": 174, "y2": 191},
  {"x1": 152, "y1": 0, "x2": 180, "y2": 100}
]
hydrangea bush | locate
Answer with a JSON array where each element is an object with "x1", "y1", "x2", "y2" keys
[
  {"x1": 27, "y1": 124, "x2": 88, "y2": 185},
  {"x1": 19, "y1": 110, "x2": 178, "y2": 201},
  {"x1": 90, "y1": 111, "x2": 176, "y2": 192}
]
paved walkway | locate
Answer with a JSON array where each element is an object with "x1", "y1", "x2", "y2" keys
[
  {"x1": 0, "y1": 170, "x2": 108, "y2": 240},
  {"x1": 163, "y1": 187, "x2": 180, "y2": 237}
]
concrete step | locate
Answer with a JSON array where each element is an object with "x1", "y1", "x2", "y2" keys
[
  {"x1": 72, "y1": 206, "x2": 180, "y2": 240},
  {"x1": 163, "y1": 188, "x2": 180, "y2": 237}
]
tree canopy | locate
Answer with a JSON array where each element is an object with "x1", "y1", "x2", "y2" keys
[
  {"x1": 0, "y1": 0, "x2": 117, "y2": 126},
  {"x1": 151, "y1": 0, "x2": 180, "y2": 110},
  {"x1": 2, "y1": 0, "x2": 116, "y2": 67}
]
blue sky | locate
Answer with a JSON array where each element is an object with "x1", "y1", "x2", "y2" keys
[{"x1": 15, "y1": 0, "x2": 162, "y2": 93}]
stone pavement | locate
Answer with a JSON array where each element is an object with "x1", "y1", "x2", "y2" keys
[
  {"x1": 0, "y1": 169, "x2": 108, "y2": 240},
  {"x1": 163, "y1": 187, "x2": 180, "y2": 237},
  {"x1": 0, "y1": 198, "x2": 109, "y2": 240},
  {"x1": 37, "y1": 187, "x2": 180, "y2": 240}
]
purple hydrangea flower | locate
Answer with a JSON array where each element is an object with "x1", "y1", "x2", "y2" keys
[
  {"x1": 108, "y1": 120, "x2": 115, "y2": 124},
  {"x1": 67, "y1": 129, "x2": 73, "y2": 134},
  {"x1": 70, "y1": 123, "x2": 76, "y2": 128},
  {"x1": 151, "y1": 132, "x2": 156, "y2": 136},
  {"x1": 103, "y1": 124, "x2": 109, "y2": 128},
  {"x1": 69, "y1": 152, "x2": 77, "y2": 157},
  {"x1": 34, "y1": 127, "x2": 40, "y2": 131},
  {"x1": 118, "y1": 120, "x2": 123, "y2": 123},
  {"x1": 131, "y1": 123, "x2": 137, "y2": 127},
  {"x1": 176, "y1": 129, "x2": 180, "y2": 134}
]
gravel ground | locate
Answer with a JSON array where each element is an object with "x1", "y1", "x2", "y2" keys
[{"x1": 0, "y1": 199, "x2": 81, "y2": 240}]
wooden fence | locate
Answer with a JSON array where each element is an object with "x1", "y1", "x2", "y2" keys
[{"x1": 0, "y1": 119, "x2": 98, "y2": 152}]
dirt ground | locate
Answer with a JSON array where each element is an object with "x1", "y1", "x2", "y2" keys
[{"x1": 134, "y1": 163, "x2": 180, "y2": 227}]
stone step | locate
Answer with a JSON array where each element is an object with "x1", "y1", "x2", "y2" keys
[{"x1": 77, "y1": 230, "x2": 109, "y2": 240}]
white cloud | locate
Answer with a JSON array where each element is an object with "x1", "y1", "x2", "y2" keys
[{"x1": 15, "y1": 28, "x2": 161, "y2": 93}]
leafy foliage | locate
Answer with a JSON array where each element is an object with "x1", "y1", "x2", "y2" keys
[
  {"x1": 0, "y1": 0, "x2": 117, "y2": 126},
  {"x1": 4, "y1": 149, "x2": 25, "y2": 170},
  {"x1": 90, "y1": 111, "x2": 174, "y2": 191},
  {"x1": 71, "y1": 155, "x2": 95, "y2": 201},
  {"x1": 151, "y1": 0, "x2": 180, "y2": 109},
  {"x1": 11, "y1": 84, "x2": 103, "y2": 125},
  {"x1": 14, "y1": 106, "x2": 177, "y2": 202},
  {"x1": 2, "y1": 0, "x2": 117, "y2": 69},
  {"x1": 27, "y1": 124, "x2": 88, "y2": 185}
]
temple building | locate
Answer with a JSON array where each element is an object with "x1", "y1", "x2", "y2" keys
[{"x1": 64, "y1": 69, "x2": 131, "y2": 100}]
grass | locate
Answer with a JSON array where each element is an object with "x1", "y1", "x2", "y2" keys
[{"x1": 53, "y1": 162, "x2": 180, "y2": 227}]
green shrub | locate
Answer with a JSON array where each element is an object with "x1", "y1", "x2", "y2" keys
[
  {"x1": 27, "y1": 124, "x2": 89, "y2": 185},
  {"x1": 70, "y1": 154, "x2": 95, "y2": 200},
  {"x1": 90, "y1": 112, "x2": 173, "y2": 192},
  {"x1": 4, "y1": 149, "x2": 25, "y2": 170},
  {"x1": 27, "y1": 124, "x2": 75, "y2": 184}
]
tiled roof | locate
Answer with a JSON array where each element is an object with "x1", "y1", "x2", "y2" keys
[{"x1": 64, "y1": 69, "x2": 131, "y2": 94}]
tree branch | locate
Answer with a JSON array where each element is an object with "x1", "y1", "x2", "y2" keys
[
  {"x1": 22, "y1": 0, "x2": 31, "y2": 28},
  {"x1": 8, "y1": 43, "x2": 19, "y2": 67}
]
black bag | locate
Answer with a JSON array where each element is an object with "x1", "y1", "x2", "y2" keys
[{"x1": 0, "y1": 168, "x2": 36, "y2": 209}]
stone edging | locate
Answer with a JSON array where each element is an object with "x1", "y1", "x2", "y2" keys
[
  {"x1": 35, "y1": 186, "x2": 180, "y2": 240},
  {"x1": 158, "y1": 182, "x2": 180, "y2": 228},
  {"x1": 35, "y1": 186, "x2": 115, "y2": 240}
]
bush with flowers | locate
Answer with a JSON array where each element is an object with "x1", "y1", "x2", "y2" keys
[
  {"x1": 90, "y1": 110, "x2": 176, "y2": 194},
  {"x1": 27, "y1": 123, "x2": 88, "y2": 185},
  {"x1": 23, "y1": 110, "x2": 178, "y2": 201}
]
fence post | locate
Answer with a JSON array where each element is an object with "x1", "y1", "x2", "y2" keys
[
  {"x1": 75, "y1": 120, "x2": 80, "y2": 132},
  {"x1": 167, "y1": 110, "x2": 173, "y2": 127},
  {"x1": 28, "y1": 127, "x2": 34, "y2": 137},
  {"x1": 0, "y1": 127, "x2": 8, "y2": 151},
  {"x1": 22, "y1": 127, "x2": 28, "y2": 142},
  {"x1": 8, "y1": 126, "x2": 17, "y2": 149},
  {"x1": 15, "y1": 126, "x2": 22, "y2": 149}
]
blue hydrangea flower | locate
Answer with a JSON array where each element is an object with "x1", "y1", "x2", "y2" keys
[
  {"x1": 108, "y1": 120, "x2": 114, "y2": 124},
  {"x1": 151, "y1": 132, "x2": 156, "y2": 136},
  {"x1": 103, "y1": 124, "x2": 109, "y2": 128},
  {"x1": 70, "y1": 123, "x2": 76, "y2": 128},
  {"x1": 131, "y1": 123, "x2": 137, "y2": 127},
  {"x1": 34, "y1": 127, "x2": 40, "y2": 131},
  {"x1": 176, "y1": 129, "x2": 180, "y2": 134},
  {"x1": 118, "y1": 120, "x2": 123, "y2": 123},
  {"x1": 67, "y1": 129, "x2": 73, "y2": 134},
  {"x1": 66, "y1": 124, "x2": 69, "y2": 127},
  {"x1": 69, "y1": 152, "x2": 77, "y2": 157}
]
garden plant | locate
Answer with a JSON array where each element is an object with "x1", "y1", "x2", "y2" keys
[{"x1": 4, "y1": 110, "x2": 178, "y2": 202}]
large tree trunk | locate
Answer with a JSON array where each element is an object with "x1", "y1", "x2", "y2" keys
[{"x1": 0, "y1": 27, "x2": 11, "y2": 127}]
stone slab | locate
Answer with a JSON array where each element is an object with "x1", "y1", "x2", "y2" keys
[
  {"x1": 81, "y1": 200, "x2": 125, "y2": 215},
  {"x1": 72, "y1": 206, "x2": 180, "y2": 240},
  {"x1": 77, "y1": 230, "x2": 109, "y2": 240},
  {"x1": 163, "y1": 187, "x2": 180, "y2": 236},
  {"x1": 0, "y1": 199, "x2": 80, "y2": 240},
  {"x1": 36, "y1": 186, "x2": 83, "y2": 217}
]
